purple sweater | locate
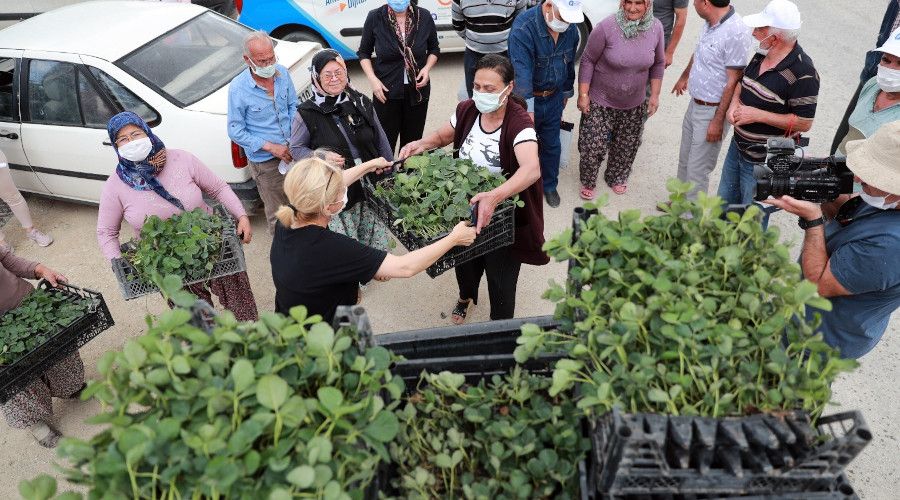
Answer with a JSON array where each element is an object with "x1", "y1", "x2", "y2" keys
[
  {"x1": 579, "y1": 15, "x2": 666, "y2": 110},
  {"x1": 96, "y1": 149, "x2": 247, "y2": 260}
]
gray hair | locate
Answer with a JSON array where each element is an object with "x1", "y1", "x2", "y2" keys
[
  {"x1": 243, "y1": 30, "x2": 274, "y2": 56},
  {"x1": 771, "y1": 27, "x2": 801, "y2": 42}
]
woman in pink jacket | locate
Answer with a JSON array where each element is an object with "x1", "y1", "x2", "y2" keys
[{"x1": 96, "y1": 112, "x2": 257, "y2": 320}]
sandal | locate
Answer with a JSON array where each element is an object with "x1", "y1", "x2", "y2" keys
[
  {"x1": 611, "y1": 184, "x2": 627, "y2": 195},
  {"x1": 65, "y1": 382, "x2": 88, "y2": 400},
  {"x1": 450, "y1": 298, "x2": 473, "y2": 325},
  {"x1": 30, "y1": 421, "x2": 62, "y2": 449},
  {"x1": 579, "y1": 186, "x2": 596, "y2": 201}
]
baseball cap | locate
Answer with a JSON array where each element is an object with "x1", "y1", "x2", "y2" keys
[
  {"x1": 552, "y1": 0, "x2": 584, "y2": 24},
  {"x1": 875, "y1": 28, "x2": 900, "y2": 58},
  {"x1": 743, "y1": 0, "x2": 802, "y2": 30},
  {"x1": 846, "y1": 122, "x2": 900, "y2": 195}
]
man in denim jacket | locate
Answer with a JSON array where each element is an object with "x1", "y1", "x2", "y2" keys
[{"x1": 509, "y1": 0, "x2": 582, "y2": 208}]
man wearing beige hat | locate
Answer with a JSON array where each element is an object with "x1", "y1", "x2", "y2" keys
[{"x1": 764, "y1": 122, "x2": 900, "y2": 359}]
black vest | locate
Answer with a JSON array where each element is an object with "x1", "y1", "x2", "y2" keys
[{"x1": 296, "y1": 90, "x2": 381, "y2": 209}]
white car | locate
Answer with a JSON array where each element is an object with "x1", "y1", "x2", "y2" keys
[
  {"x1": 237, "y1": 0, "x2": 618, "y2": 60},
  {"x1": 0, "y1": 1, "x2": 317, "y2": 209}
]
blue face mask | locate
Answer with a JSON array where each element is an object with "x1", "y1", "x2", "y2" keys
[{"x1": 388, "y1": 0, "x2": 409, "y2": 12}]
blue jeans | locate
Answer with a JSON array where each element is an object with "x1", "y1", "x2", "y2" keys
[
  {"x1": 717, "y1": 139, "x2": 776, "y2": 228},
  {"x1": 534, "y1": 92, "x2": 566, "y2": 192}
]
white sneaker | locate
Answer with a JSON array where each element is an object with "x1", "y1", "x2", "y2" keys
[{"x1": 27, "y1": 229, "x2": 53, "y2": 247}]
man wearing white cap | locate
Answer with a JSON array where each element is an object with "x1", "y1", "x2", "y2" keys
[
  {"x1": 509, "y1": 0, "x2": 583, "y2": 208},
  {"x1": 716, "y1": 0, "x2": 819, "y2": 227},
  {"x1": 764, "y1": 122, "x2": 900, "y2": 359}
]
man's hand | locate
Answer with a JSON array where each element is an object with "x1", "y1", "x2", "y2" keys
[
  {"x1": 398, "y1": 140, "x2": 426, "y2": 160},
  {"x1": 562, "y1": 97, "x2": 568, "y2": 109},
  {"x1": 665, "y1": 50, "x2": 675, "y2": 68},
  {"x1": 761, "y1": 195, "x2": 824, "y2": 221},
  {"x1": 731, "y1": 103, "x2": 762, "y2": 127},
  {"x1": 34, "y1": 264, "x2": 67, "y2": 288},
  {"x1": 672, "y1": 75, "x2": 688, "y2": 96},
  {"x1": 236, "y1": 215, "x2": 252, "y2": 244},
  {"x1": 370, "y1": 77, "x2": 389, "y2": 103},
  {"x1": 470, "y1": 190, "x2": 502, "y2": 234},
  {"x1": 706, "y1": 119, "x2": 724, "y2": 143},
  {"x1": 264, "y1": 142, "x2": 292, "y2": 163},
  {"x1": 324, "y1": 151, "x2": 345, "y2": 166},
  {"x1": 415, "y1": 68, "x2": 430, "y2": 89},
  {"x1": 647, "y1": 95, "x2": 660, "y2": 117}
]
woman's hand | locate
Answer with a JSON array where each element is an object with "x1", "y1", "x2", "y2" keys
[
  {"x1": 369, "y1": 76, "x2": 389, "y2": 103},
  {"x1": 415, "y1": 68, "x2": 430, "y2": 89},
  {"x1": 323, "y1": 151, "x2": 345, "y2": 166},
  {"x1": 647, "y1": 95, "x2": 660, "y2": 117},
  {"x1": 577, "y1": 94, "x2": 591, "y2": 114},
  {"x1": 34, "y1": 264, "x2": 67, "y2": 288},
  {"x1": 470, "y1": 190, "x2": 502, "y2": 234},
  {"x1": 363, "y1": 157, "x2": 393, "y2": 175},
  {"x1": 237, "y1": 215, "x2": 252, "y2": 244},
  {"x1": 449, "y1": 221, "x2": 477, "y2": 246},
  {"x1": 398, "y1": 140, "x2": 426, "y2": 159}
]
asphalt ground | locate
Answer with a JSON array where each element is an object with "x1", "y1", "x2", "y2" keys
[{"x1": 1, "y1": 1, "x2": 897, "y2": 497}]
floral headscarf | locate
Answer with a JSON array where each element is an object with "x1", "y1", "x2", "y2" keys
[
  {"x1": 106, "y1": 111, "x2": 184, "y2": 211},
  {"x1": 616, "y1": 0, "x2": 655, "y2": 39}
]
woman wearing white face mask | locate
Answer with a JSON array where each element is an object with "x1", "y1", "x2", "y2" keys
[
  {"x1": 271, "y1": 154, "x2": 476, "y2": 323},
  {"x1": 399, "y1": 55, "x2": 547, "y2": 324},
  {"x1": 96, "y1": 112, "x2": 258, "y2": 321},
  {"x1": 836, "y1": 28, "x2": 900, "y2": 154}
]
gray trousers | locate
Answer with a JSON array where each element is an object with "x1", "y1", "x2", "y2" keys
[
  {"x1": 677, "y1": 100, "x2": 731, "y2": 199},
  {"x1": 248, "y1": 157, "x2": 288, "y2": 234}
]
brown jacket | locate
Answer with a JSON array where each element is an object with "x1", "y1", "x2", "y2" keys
[{"x1": 452, "y1": 99, "x2": 549, "y2": 266}]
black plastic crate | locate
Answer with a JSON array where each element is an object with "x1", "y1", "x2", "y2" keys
[
  {"x1": 599, "y1": 473, "x2": 858, "y2": 499},
  {"x1": 111, "y1": 205, "x2": 247, "y2": 300},
  {"x1": 375, "y1": 314, "x2": 558, "y2": 359},
  {"x1": 590, "y1": 409, "x2": 871, "y2": 498},
  {"x1": 363, "y1": 177, "x2": 516, "y2": 278},
  {"x1": 0, "y1": 280, "x2": 114, "y2": 403}
]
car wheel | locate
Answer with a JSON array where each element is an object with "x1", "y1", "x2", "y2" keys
[
  {"x1": 576, "y1": 21, "x2": 591, "y2": 59},
  {"x1": 279, "y1": 29, "x2": 328, "y2": 48}
]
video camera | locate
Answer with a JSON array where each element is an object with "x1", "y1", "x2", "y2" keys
[{"x1": 753, "y1": 137, "x2": 854, "y2": 203}]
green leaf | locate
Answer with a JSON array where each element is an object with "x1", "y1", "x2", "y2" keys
[
  {"x1": 307, "y1": 323, "x2": 335, "y2": 357},
  {"x1": 231, "y1": 359, "x2": 255, "y2": 393},
  {"x1": 256, "y1": 375, "x2": 289, "y2": 411},
  {"x1": 317, "y1": 387, "x2": 344, "y2": 414},
  {"x1": 18, "y1": 474, "x2": 57, "y2": 500},
  {"x1": 287, "y1": 465, "x2": 316, "y2": 489},
  {"x1": 647, "y1": 388, "x2": 669, "y2": 403},
  {"x1": 364, "y1": 411, "x2": 399, "y2": 443}
]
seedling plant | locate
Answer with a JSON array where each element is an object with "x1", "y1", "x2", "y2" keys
[
  {"x1": 126, "y1": 208, "x2": 225, "y2": 283},
  {"x1": 515, "y1": 181, "x2": 858, "y2": 419},
  {"x1": 375, "y1": 151, "x2": 522, "y2": 240},
  {"x1": 390, "y1": 367, "x2": 589, "y2": 499},
  {"x1": 0, "y1": 288, "x2": 90, "y2": 365},
  {"x1": 32, "y1": 276, "x2": 403, "y2": 500}
]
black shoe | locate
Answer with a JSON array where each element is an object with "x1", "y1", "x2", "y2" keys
[{"x1": 545, "y1": 190, "x2": 560, "y2": 207}]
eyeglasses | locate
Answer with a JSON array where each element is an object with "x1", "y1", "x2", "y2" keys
[
  {"x1": 115, "y1": 129, "x2": 147, "y2": 146},
  {"x1": 321, "y1": 69, "x2": 346, "y2": 81}
]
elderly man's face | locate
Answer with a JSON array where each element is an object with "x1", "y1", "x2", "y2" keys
[
  {"x1": 880, "y1": 53, "x2": 900, "y2": 71},
  {"x1": 244, "y1": 39, "x2": 276, "y2": 70}
]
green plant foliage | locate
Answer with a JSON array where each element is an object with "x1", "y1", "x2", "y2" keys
[
  {"x1": 390, "y1": 367, "x2": 589, "y2": 499},
  {"x1": 0, "y1": 288, "x2": 90, "y2": 365},
  {"x1": 515, "y1": 181, "x2": 857, "y2": 419},
  {"x1": 45, "y1": 283, "x2": 403, "y2": 499},
  {"x1": 375, "y1": 151, "x2": 522, "y2": 240},
  {"x1": 127, "y1": 208, "x2": 225, "y2": 282}
]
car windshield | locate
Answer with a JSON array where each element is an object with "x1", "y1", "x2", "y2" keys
[{"x1": 119, "y1": 12, "x2": 250, "y2": 107}]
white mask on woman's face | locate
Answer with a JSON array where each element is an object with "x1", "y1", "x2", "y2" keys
[
  {"x1": 118, "y1": 137, "x2": 152, "y2": 162},
  {"x1": 328, "y1": 189, "x2": 349, "y2": 216}
]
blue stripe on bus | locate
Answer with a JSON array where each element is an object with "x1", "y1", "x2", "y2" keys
[{"x1": 239, "y1": 0, "x2": 358, "y2": 60}]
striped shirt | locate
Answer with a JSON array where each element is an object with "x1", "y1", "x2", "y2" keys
[
  {"x1": 452, "y1": 0, "x2": 529, "y2": 54},
  {"x1": 734, "y1": 43, "x2": 819, "y2": 162}
]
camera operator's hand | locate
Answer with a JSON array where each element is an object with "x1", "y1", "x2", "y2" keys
[
  {"x1": 706, "y1": 119, "x2": 724, "y2": 143},
  {"x1": 761, "y1": 195, "x2": 824, "y2": 221}
]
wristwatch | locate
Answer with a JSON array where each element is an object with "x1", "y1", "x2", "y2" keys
[{"x1": 798, "y1": 216, "x2": 826, "y2": 230}]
